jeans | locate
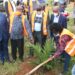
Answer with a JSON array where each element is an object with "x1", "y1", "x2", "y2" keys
[
  {"x1": 72, "y1": 65, "x2": 75, "y2": 75},
  {"x1": 0, "y1": 38, "x2": 9, "y2": 64},
  {"x1": 62, "y1": 51, "x2": 71, "y2": 73},
  {"x1": 29, "y1": 31, "x2": 42, "y2": 56},
  {"x1": 11, "y1": 38, "x2": 24, "y2": 60}
]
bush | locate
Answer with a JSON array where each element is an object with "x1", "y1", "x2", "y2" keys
[{"x1": 31, "y1": 39, "x2": 61, "y2": 70}]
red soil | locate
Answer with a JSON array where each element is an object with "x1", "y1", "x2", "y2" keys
[
  {"x1": 16, "y1": 57, "x2": 35, "y2": 75},
  {"x1": 16, "y1": 57, "x2": 58, "y2": 75}
]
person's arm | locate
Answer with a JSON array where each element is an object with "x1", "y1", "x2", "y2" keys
[
  {"x1": 25, "y1": 18, "x2": 34, "y2": 43},
  {"x1": 5, "y1": 16, "x2": 9, "y2": 33},
  {"x1": 4, "y1": 1, "x2": 9, "y2": 17}
]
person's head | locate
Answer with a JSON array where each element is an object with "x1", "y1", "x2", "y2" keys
[
  {"x1": 50, "y1": 23, "x2": 63, "y2": 34},
  {"x1": 60, "y1": 3, "x2": 65, "y2": 8},
  {"x1": 37, "y1": 7, "x2": 42, "y2": 14},
  {"x1": 54, "y1": 2, "x2": 58, "y2": 6},
  {"x1": 16, "y1": 4, "x2": 23, "y2": 13},
  {"x1": 16, "y1": 1, "x2": 21, "y2": 6},
  {"x1": 42, "y1": 6, "x2": 45, "y2": 11},
  {"x1": 53, "y1": 6, "x2": 59, "y2": 15}
]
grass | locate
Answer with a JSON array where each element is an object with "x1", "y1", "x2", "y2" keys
[{"x1": 0, "y1": 62, "x2": 20, "y2": 75}]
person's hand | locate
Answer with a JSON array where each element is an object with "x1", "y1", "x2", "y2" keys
[
  {"x1": 46, "y1": 35, "x2": 50, "y2": 41},
  {"x1": 30, "y1": 38, "x2": 34, "y2": 44},
  {"x1": 49, "y1": 55, "x2": 55, "y2": 61}
]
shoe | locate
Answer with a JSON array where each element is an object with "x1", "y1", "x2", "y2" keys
[
  {"x1": 19, "y1": 58, "x2": 24, "y2": 62},
  {"x1": 12, "y1": 59, "x2": 16, "y2": 63},
  {"x1": 2, "y1": 61, "x2": 4, "y2": 65},
  {"x1": 6, "y1": 59, "x2": 12, "y2": 63},
  {"x1": 59, "y1": 73, "x2": 63, "y2": 75}
]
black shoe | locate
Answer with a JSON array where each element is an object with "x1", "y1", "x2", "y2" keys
[
  {"x1": 19, "y1": 58, "x2": 24, "y2": 62},
  {"x1": 5, "y1": 59, "x2": 12, "y2": 63},
  {"x1": 2, "y1": 61, "x2": 4, "y2": 65},
  {"x1": 12, "y1": 59, "x2": 16, "y2": 63}
]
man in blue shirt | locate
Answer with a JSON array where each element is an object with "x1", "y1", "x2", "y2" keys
[{"x1": 0, "y1": 13, "x2": 10, "y2": 64}]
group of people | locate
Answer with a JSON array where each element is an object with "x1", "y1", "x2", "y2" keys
[
  {"x1": 0, "y1": 0, "x2": 49, "y2": 64},
  {"x1": 0, "y1": 0, "x2": 75, "y2": 75}
]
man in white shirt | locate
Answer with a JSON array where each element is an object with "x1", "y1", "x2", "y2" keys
[{"x1": 33, "y1": 8, "x2": 43, "y2": 46}]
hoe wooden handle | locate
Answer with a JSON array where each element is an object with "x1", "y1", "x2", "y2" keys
[{"x1": 25, "y1": 56, "x2": 54, "y2": 75}]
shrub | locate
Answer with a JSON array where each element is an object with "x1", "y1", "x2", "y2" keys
[{"x1": 31, "y1": 39, "x2": 60, "y2": 70}]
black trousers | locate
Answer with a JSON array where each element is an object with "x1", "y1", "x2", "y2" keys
[
  {"x1": 29, "y1": 31, "x2": 47, "y2": 56},
  {"x1": 33, "y1": 31, "x2": 42, "y2": 46},
  {"x1": 30, "y1": 31, "x2": 42, "y2": 56},
  {"x1": 0, "y1": 38, "x2": 9, "y2": 64},
  {"x1": 11, "y1": 38, "x2": 24, "y2": 60}
]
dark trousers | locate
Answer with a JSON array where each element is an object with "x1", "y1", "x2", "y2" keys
[
  {"x1": 0, "y1": 38, "x2": 9, "y2": 64},
  {"x1": 34, "y1": 31, "x2": 47, "y2": 47},
  {"x1": 30, "y1": 31, "x2": 46, "y2": 56},
  {"x1": 50, "y1": 31, "x2": 59, "y2": 46},
  {"x1": 50, "y1": 31, "x2": 54, "y2": 38},
  {"x1": 34, "y1": 31, "x2": 42, "y2": 45},
  {"x1": 29, "y1": 31, "x2": 42, "y2": 56},
  {"x1": 42, "y1": 35, "x2": 47, "y2": 48},
  {"x1": 11, "y1": 38, "x2": 24, "y2": 60},
  {"x1": 62, "y1": 51, "x2": 71, "y2": 73}
]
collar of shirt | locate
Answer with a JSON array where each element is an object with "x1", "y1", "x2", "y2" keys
[
  {"x1": 53, "y1": 14, "x2": 59, "y2": 23},
  {"x1": 54, "y1": 13, "x2": 59, "y2": 17}
]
